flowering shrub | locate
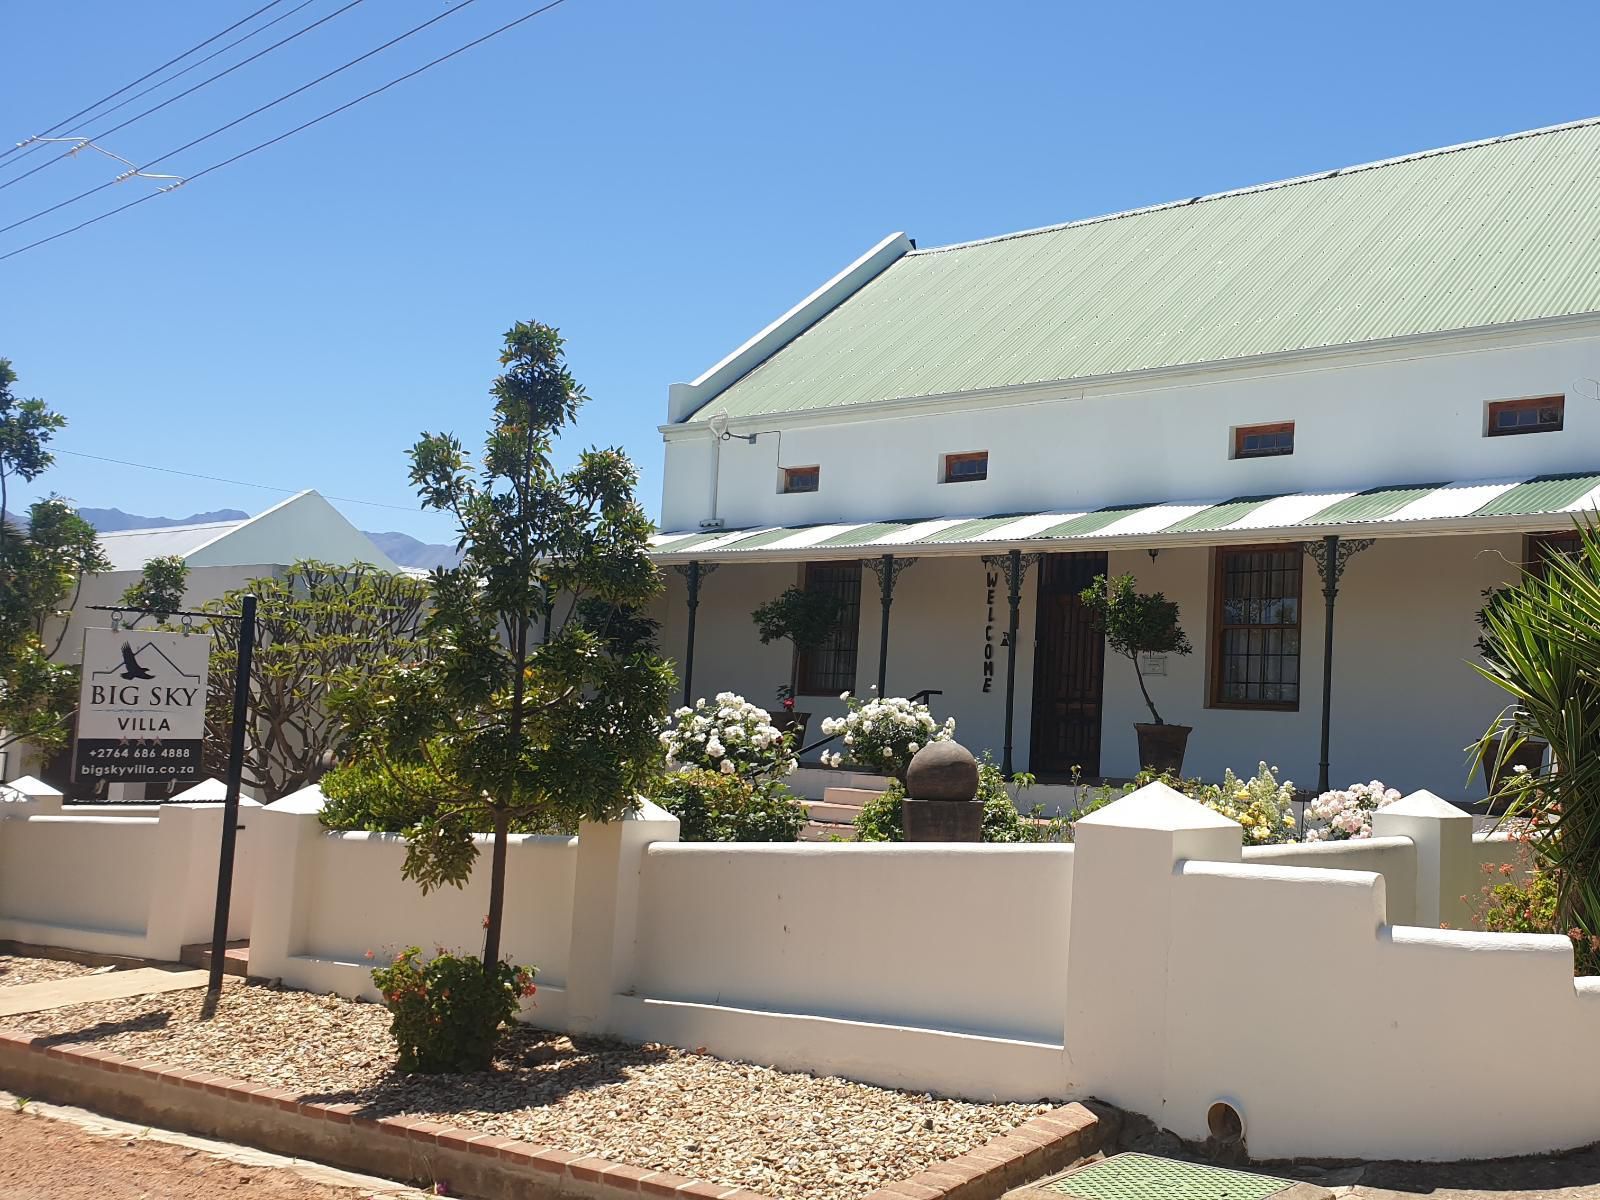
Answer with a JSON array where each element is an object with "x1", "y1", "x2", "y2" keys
[
  {"x1": 653, "y1": 768, "x2": 806, "y2": 842},
  {"x1": 1192, "y1": 762, "x2": 1297, "y2": 843},
  {"x1": 817, "y1": 690, "x2": 954, "y2": 777},
  {"x1": 371, "y1": 947, "x2": 536, "y2": 1073},
  {"x1": 1472, "y1": 841, "x2": 1600, "y2": 976},
  {"x1": 1302, "y1": 779, "x2": 1402, "y2": 842},
  {"x1": 659, "y1": 693, "x2": 796, "y2": 781}
]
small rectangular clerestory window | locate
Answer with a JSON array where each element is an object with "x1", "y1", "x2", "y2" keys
[
  {"x1": 1233, "y1": 422, "x2": 1294, "y2": 459},
  {"x1": 781, "y1": 465, "x2": 820, "y2": 493},
  {"x1": 1487, "y1": 395, "x2": 1564, "y2": 437},
  {"x1": 942, "y1": 450, "x2": 989, "y2": 483}
]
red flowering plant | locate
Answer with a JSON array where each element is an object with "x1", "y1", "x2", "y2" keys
[{"x1": 371, "y1": 946, "x2": 536, "y2": 1073}]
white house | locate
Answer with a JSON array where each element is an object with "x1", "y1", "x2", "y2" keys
[
  {"x1": 6, "y1": 490, "x2": 399, "y2": 789},
  {"x1": 648, "y1": 118, "x2": 1600, "y2": 802}
]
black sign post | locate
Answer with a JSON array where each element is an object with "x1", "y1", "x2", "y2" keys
[{"x1": 85, "y1": 598, "x2": 258, "y2": 999}]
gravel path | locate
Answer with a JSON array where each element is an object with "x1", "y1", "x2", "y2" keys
[
  {"x1": 2, "y1": 984, "x2": 1049, "y2": 1200},
  {"x1": 0, "y1": 955, "x2": 100, "y2": 988}
]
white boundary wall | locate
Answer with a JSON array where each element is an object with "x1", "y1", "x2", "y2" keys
[
  {"x1": 0, "y1": 778, "x2": 257, "y2": 960},
  {"x1": 18, "y1": 771, "x2": 1593, "y2": 1161}
]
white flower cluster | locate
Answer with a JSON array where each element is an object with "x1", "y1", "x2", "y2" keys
[
  {"x1": 1302, "y1": 780, "x2": 1401, "y2": 842},
  {"x1": 817, "y1": 691, "x2": 954, "y2": 774},
  {"x1": 659, "y1": 693, "x2": 797, "y2": 780},
  {"x1": 1194, "y1": 762, "x2": 1298, "y2": 843}
]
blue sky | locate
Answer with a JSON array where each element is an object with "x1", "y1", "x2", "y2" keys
[{"x1": 3, "y1": 0, "x2": 1598, "y2": 542}]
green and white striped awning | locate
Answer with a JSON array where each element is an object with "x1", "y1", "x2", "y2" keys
[{"x1": 650, "y1": 471, "x2": 1600, "y2": 563}]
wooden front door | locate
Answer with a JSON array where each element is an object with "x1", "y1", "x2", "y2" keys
[{"x1": 1029, "y1": 552, "x2": 1107, "y2": 778}]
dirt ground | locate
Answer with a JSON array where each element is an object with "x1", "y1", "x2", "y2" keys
[
  {"x1": 1299, "y1": 1146, "x2": 1600, "y2": 1199},
  {"x1": 0, "y1": 1109, "x2": 417, "y2": 1200}
]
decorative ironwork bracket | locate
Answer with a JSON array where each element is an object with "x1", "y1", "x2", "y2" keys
[
  {"x1": 672, "y1": 562, "x2": 719, "y2": 581},
  {"x1": 1301, "y1": 537, "x2": 1374, "y2": 599},
  {"x1": 863, "y1": 555, "x2": 917, "y2": 601},
  {"x1": 980, "y1": 552, "x2": 1041, "y2": 580}
]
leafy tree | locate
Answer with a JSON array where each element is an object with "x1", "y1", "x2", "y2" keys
[
  {"x1": 199, "y1": 561, "x2": 428, "y2": 801},
  {"x1": 120, "y1": 555, "x2": 190, "y2": 628},
  {"x1": 751, "y1": 585, "x2": 845, "y2": 704},
  {"x1": 336, "y1": 321, "x2": 673, "y2": 973},
  {"x1": 1079, "y1": 572, "x2": 1192, "y2": 725},
  {"x1": 0, "y1": 361, "x2": 107, "y2": 758}
]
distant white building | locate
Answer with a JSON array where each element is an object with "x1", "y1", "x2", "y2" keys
[
  {"x1": 5, "y1": 490, "x2": 398, "y2": 788},
  {"x1": 647, "y1": 119, "x2": 1600, "y2": 801}
]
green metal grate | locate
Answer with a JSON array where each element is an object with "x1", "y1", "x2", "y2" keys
[{"x1": 1043, "y1": 1153, "x2": 1295, "y2": 1200}]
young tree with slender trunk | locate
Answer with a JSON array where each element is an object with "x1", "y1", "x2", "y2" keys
[{"x1": 336, "y1": 322, "x2": 672, "y2": 975}]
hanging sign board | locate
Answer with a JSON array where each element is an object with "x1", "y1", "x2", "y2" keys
[{"x1": 73, "y1": 627, "x2": 210, "y2": 785}]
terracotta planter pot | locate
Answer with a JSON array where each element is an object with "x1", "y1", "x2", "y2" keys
[
  {"x1": 771, "y1": 711, "x2": 811, "y2": 749},
  {"x1": 1135, "y1": 723, "x2": 1191, "y2": 776}
]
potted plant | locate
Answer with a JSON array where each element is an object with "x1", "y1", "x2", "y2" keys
[
  {"x1": 751, "y1": 585, "x2": 845, "y2": 749},
  {"x1": 1080, "y1": 572, "x2": 1194, "y2": 774}
]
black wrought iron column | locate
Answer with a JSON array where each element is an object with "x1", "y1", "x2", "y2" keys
[
  {"x1": 673, "y1": 561, "x2": 717, "y2": 708},
  {"x1": 1302, "y1": 535, "x2": 1374, "y2": 794},
  {"x1": 983, "y1": 550, "x2": 1040, "y2": 776},
  {"x1": 863, "y1": 554, "x2": 916, "y2": 697}
]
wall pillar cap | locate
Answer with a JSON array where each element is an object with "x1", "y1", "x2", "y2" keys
[
  {"x1": 0, "y1": 775, "x2": 63, "y2": 801},
  {"x1": 265, "y1": 784, "x2": 328, "y2": 815},
  {"x1": 1075, "y1": 780, "x2": 1239, "y2": 832},
  {"x1": 1382, "y1": 789, "x2": 1473, "y2": 822}
]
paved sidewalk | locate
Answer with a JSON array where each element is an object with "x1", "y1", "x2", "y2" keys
[{"x1": 0, "y1": 967, "x2": 212, "y2": 1018}]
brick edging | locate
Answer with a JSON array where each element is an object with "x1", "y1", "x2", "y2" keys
[{"x1": 0, "y1": 1029, "x2": 1099, "y2": 1200}]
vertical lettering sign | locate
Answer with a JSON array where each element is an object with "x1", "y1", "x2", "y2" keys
[
  {"x1": 74, "y1": 628, "x2": 210, "y2": 785},
  {"x1": 982, "y1": 568, "x2": 1009, "y2": 694}
]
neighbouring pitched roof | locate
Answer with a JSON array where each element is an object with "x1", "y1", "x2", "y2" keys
[
  {"x1": 649, "y1": 470, "x2": 1600, "y2": 561},
  {"x1": 694, "y1": 118, "x2": 1600, "y2": 421},
  {"x1": 97, "y1": 520, "x2": 249, "y2": 571}
]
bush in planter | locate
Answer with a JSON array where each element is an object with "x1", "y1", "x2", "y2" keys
[
  {"x1": 653, "y1": 767, "x2": 805, "y2": 841},
  {"x1": 1301, "y1": 779, "x2": 1401, "y2": 842},
  {"x1": 817, "y1": 690, "x2": 955, "y2": 778},
  {"x1": 1079, "y1": 573, "x2": 1193, "y2": 771},
  {"x1": 371, "y1": 947, "x2": 536, "y2": 1073},
  {"x1": 751, "y1": 586, "x2": 845, "y2": 713}
]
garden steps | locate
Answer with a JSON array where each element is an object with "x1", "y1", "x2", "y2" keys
[
  {"x1": 178, "y1": 941, "x2": 250, "y2": 979},
  {"x1": 800, "y1": 819, "x2": 857, "y2": 842},
  {"x1": 809, "y1": 788, "x2": 882, "y2": 824}
]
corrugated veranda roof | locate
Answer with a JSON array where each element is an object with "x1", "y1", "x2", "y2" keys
[
  {"x1": 649, "y1": 472, "x2": 1600, "y2": 562},
  {"x1": 695, "y1": 119, "x2": 1600, "y2": 420}
]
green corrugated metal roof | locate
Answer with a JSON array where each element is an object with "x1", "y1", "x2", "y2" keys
[
  {"x1": 695, "y1": 120, "x2": 1600, "y2": 421},
  {"x1": 1474, "y1": 472, "x2": 1600, "y2": 515},
  {"x1": 1303, "y1": 483, "x2": 1447, "y2": 524},
  {"x1": 1165, "y1": 495, "x2": 1275, "y2": 533},
  {"x1": 648, "y1": 471, "x2": 1600, "y2": 560}
]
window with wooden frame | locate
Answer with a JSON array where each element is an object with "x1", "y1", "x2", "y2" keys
[
  {"x1": 1210, "y1": 546, "x2": 1302, "y2": 709},
  {"x1": 942, "y1": 450, "x2": 989, "y2": 483},
  {"x1": 780, "y1": 465, "x2": 820, "y2": 494},
  {"x1": 1233, "y1": 421, "x2": 1294, "y2": 459},
  {"x1": 1487, "y1": 395, "x2": 1564, "y2": 437},
  {"x1": 795, "y1": 561, "x2": 861, "y2": 696}
]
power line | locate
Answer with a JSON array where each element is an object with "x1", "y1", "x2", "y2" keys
[
  {"x1": 0, "y1": 0, "x2": 324, "y2": 178},
  {"x1": 55, "y1": 448, "x2": 419, "y2": 512},
  {"x1": 0, "y1": 0, "x2": 473, "y2": 238},
  {"x1": 0, "y1": 0, "x2": 371, "y2": 198},
  {"x1": 0, "y1": 0, "x2": 293, "y2": 164},
  {"x1": 0, "y1": 0, "x2": 572, "y2": 263}
]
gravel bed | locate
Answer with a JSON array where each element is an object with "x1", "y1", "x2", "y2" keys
[
  {"x1": 0, "y1": 955, "x2": 101, "y2": 988},
  {"x1": 1, "y1": 985, "x2": 1052, "y2": 1199}
]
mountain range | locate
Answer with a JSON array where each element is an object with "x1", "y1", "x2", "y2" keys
[{"x1": 77, "y1": 507, "x2": 461, "y2": 571}]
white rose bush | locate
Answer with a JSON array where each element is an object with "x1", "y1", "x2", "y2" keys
[
  {"x1": 1302, "y1": 779, "x2": 1402, "y2": 841},
  {"x1": 817, "y1": 690, "x2": 955, "y2": 778},
  {"x1": 660, "y1": 692, "x2": 797, "y2": 780}
]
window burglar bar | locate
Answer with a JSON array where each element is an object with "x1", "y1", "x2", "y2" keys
[{"x1": 88, "y1": 598, "x2": 257, "y2": 998}]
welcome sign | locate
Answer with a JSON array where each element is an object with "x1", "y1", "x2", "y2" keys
[{"x1": 74, "y1": 627, "x2": 210, "y2": 785}]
